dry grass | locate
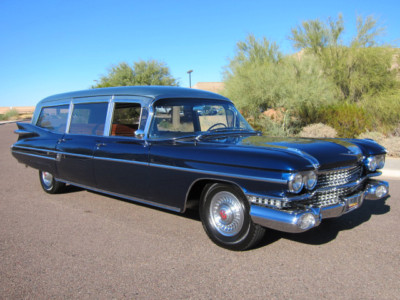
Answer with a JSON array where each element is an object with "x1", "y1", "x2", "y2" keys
[
  {"x1": 0, "y1": 109, "x2": 32, "y2": 122},
  {"x1": 298, "y1": 123, "x2": 337, "y2": 138}
]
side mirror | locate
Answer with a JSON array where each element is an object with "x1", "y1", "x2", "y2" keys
[{"x1": 135, "y1": 129, "x2": 145, "y2": 139}]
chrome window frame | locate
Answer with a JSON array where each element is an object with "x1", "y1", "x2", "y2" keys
[
  {"x1": 105, "y1": 95, "x2": 151, "y2": 139},
  {"x1": 67, "y1": 97, "x2": 110, "y2": 136},
  {"x1": 35, "y1": 102, "x2": 71, "y2": 134}
]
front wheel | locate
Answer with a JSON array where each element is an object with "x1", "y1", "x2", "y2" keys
[
  {"x1": 39, "y1": 170, "x2": 65, "y2": 194},
  {"x1": 200, "y1": 183, "x2": 265, "y2": 251}
]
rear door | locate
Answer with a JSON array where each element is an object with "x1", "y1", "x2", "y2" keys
[
  {"x1": 56, "y1": 99, "x2": 109, "y2": 187},
  {"x1": 93, "y1": 100, "x2": 150, "y2": 199}
]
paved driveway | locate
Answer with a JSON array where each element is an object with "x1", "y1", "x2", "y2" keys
[{"x1": 1, "y1": 123, "x2": 399, "y2": 299}]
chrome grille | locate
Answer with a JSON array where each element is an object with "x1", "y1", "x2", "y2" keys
[
  {"x1": 294, "y1": 165, "x2": 364, "y2": 208},
  {"x1": 303, "y1": 187, "x2": 353, "y2": 207},
  {"x1": 317, "y1": 165, "x2": 362, "y2": 188}
]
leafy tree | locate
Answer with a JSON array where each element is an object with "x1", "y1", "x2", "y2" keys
[
  {"x1": 290, "y1": 14, "x2": 396, "y2": 101},
  {"x1": 93, "y1": 60, "x2": 178, "y2": 88}
]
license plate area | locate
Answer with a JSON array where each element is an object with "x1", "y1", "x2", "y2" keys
[{"x1": 344, "y1": 192, "x2": 365, "y2": 213}]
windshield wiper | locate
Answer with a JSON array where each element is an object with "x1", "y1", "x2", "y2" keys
[
  {"x1": 171, "y1": 134, "x2": 199, "y2": 142},
  {"x1": 208, "y1": 127, "x2": 253, "y2": 133},
  {"x1": 196, "y1": 129, "x2": 258, "y2": 141},
  {"x1": 170, "y1": 129, "x2": 259, "y2": 142}
]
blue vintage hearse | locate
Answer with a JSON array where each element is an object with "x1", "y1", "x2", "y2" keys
[{"x1": 11, "y1": 86, "x2": 389, "y2": 250}]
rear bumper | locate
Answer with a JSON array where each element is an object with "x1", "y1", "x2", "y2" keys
[{"x1": 250, "y1": 180, "x2": 389, "y2": 233}]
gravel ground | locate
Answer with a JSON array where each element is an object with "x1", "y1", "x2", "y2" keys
[{"x1": 1, "y1": 123, "x2": 399, "y2": 299}]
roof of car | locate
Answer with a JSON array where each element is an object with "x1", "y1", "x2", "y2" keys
[{"x1": 39, "y1": 86, "x2": 230, "y2": 104}]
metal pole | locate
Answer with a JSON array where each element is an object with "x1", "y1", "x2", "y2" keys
[{"x1": 187, "y1": 70, "x2": 193, "y2": 88}]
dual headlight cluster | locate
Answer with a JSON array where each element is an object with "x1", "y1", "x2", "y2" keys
[
  {"x1": 365, "y1": 154, "x2": 385, "y2": 172},
  {"x1": 288, "y1": 171, "x2": 317, "y2": 194}
]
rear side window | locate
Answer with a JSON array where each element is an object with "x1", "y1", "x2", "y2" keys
[
  {"x1": 69, "y1": 103, "x2": 108, "y2": 136},
  {"x1": 37, "y1": 105, "x2": 69, "y2": 134},
  {"x1": 110, "y1": 103, "x2": 141, "y2": 137}
]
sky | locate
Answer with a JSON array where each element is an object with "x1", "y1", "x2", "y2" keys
[{"x1": 0, "y1": 0, "x2": 399, "y2": 107}]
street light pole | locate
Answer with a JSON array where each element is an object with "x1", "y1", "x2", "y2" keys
[{"x1": 187, "y1": 70, "x2": 193, "y2": 88}]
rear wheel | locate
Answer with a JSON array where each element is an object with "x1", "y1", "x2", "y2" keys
[
  {"x1": 200, "y1": 183, "x2": 265, "y2": 251},
  {"x1": 39, "y1": 170, "x2": 65, "y2": 194}
]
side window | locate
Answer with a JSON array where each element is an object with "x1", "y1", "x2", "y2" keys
[
  {"x1": 69, "y1": 103, "x2": 108, "y2": 136},
  {"x1": 196, "y1": 105, "x2": 228, "y2": 131},
  {"x1": 110, "y1": 103, "x2": 141, "y2": 137},
  {"x1": 150, "y1": 105, "x2": 195, "y2": 138},
  {"x1": 36, "y1": 105, "x2": 69, "y2": 134}
]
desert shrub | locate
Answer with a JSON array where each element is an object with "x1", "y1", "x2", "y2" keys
[
  {"x1": 249, "y1": 115, "x2": 291, "y2": 137},
  {"x1": 0, "y1": 109, "x2": 19, "y2": 121},
  {"x1": 299, "y1": 123, "x2": 337, "y2": 138},
  {"x1": 361, "y1": 89, "x2": 400, "y2": 134},
  {"x1": 224, "y1": 35, "x2": 338, "y2": 120},
  {"x1": 319, "y1": 102, "x2": 372, "y2": 138}
]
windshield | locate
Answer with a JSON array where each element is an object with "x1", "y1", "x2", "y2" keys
[{"x1": 149, "y1": 99, "x2": 254, "y2": 139}]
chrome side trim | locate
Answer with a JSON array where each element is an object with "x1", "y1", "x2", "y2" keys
[
  {"x1": 60, "y1": 152, "x2": 93, "y2": 159},
  {"x1": 94, "y1": 156, "x2": 148, "y2": 166},
  {"x1": 55, "y1": 179, "x2": 181, "y2": 212},
  {"x1": 11, "y1": 146, "x2": 286, "y2": 184},
  {"x1": 14, "y1": 129, "x2": 33, "y2": 135},
  {"x1": 11, "y1": 150, "x2": 56, "y2": 161},
  {"x1": 12, "y1": 145, "x2": 58, "y2": 153},
  {"x1": 148, "y1": 162, "x2": 287, "y2": 184}
]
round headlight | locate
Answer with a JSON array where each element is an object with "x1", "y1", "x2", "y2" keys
[
  {"x1": 376, "y1": 155, "x2": 385, "y2": 170},
  {"x1": 289, "y1": 173, "x2": 304, "y2": 193},
  {"x1": 305, "y1": 171, "x2": 317, "y2": 190},
  {"x1": 366, "y1": 156, "x2": 378, "y2": 172}
]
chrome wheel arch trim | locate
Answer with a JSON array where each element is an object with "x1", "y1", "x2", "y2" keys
[{"x1": 183, "y1": 177, "x2": 248, "y2": 212}]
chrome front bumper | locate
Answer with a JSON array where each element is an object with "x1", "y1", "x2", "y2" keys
[{"x1": 250, "y1": 180, "x2": 389, "y2": 233}]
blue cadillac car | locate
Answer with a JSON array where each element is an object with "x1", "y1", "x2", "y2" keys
[{"x1": 11, "y1": 86, "x2": 389, "y2": 250}]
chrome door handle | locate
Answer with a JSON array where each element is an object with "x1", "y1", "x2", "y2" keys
[{"x1": 96, "y1": 143, "x2": 107, "y2": 148}]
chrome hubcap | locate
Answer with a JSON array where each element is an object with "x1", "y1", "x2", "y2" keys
[
  {"x1": 209, "y1": 191, "x2": 244, "y2": 236},
  {"x1": 42, "y1": 171, "x2": 53, "y2": 188}
]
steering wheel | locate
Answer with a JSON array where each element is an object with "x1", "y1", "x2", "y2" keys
[{"x1": 207, "y1": 123, "x2": 227, "y2": 131}]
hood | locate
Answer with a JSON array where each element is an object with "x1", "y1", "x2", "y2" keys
[{"x1": 206, "y1": 135, "x2": 365, "y2": 170}]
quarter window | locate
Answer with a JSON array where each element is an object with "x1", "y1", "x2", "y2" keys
[
  {"x1": 69, "y1": 103, "x2": 108, "y2": 136},
  {"x1": 37, "y1": 105, "x2": 69, "y2": 133},
  {"x1": 110, "y1": 103, "x2": 141, "y2": 137}
]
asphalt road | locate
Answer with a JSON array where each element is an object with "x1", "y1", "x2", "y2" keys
[{"x1": 1, "y1": 123, "x2": 399, "y2": 299}]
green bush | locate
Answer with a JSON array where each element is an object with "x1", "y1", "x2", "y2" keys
[
  {"x1": 223, "y1": 35, "x2": 338, "y2": 119},
  {"x1": 319, "y1": 102, "x2": 372, "y2": 138},
  {"x1": 361, "y1": 89, "x2": 400, "y2": 134},
  {"x1": 248, "y1": 115, "x2": 292, "y2": 137}
]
